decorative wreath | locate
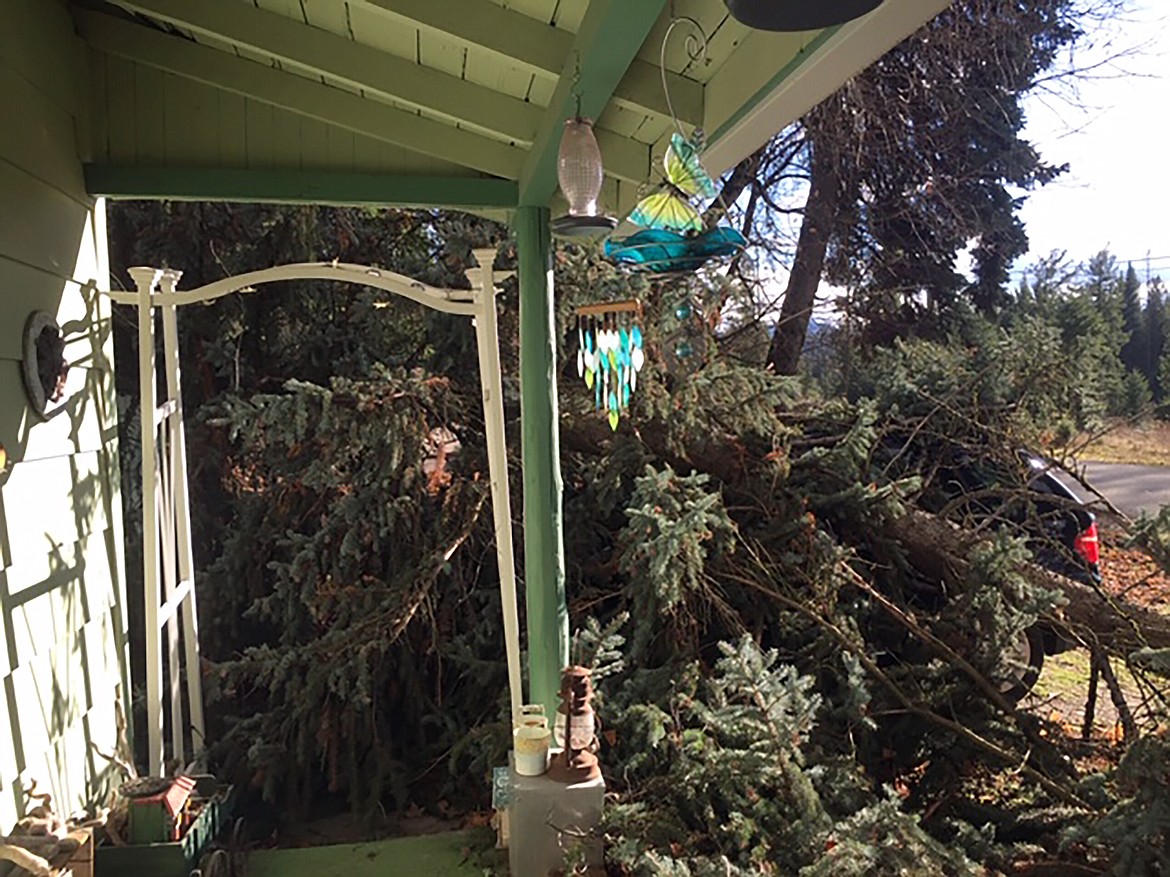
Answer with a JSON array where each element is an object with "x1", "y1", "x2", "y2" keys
[{"x1": 22, "y1": 311, "x2": 69, "y2": 418}]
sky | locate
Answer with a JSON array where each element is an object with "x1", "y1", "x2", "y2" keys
[{"x1": 1014, "y1": 1, "x2": 1170, "y2": 283}]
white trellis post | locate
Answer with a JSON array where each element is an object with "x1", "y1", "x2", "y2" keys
[
  {"x1": 124, "y1": 266, "x2": 206, "y2": 776},
  {"x1": 159, "y1": 269, "x2": 206, "y2": 755},
  {"x1": 128, "y1": 267, "x2": 165, "y2": 776},
  {"x1": 470, "y1": 249, "x2": 524, "y2": 722},
  {"x1": 111, "y1": 257, "x2": 526, "y2": 777}
]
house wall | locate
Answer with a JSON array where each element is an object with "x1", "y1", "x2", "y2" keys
[{"x1": 0, "y1": 0, "x2": 128, "y2": 829}]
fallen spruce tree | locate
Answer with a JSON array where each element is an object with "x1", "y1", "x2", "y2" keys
[
  {"x1": 549, "y1": 266, "x2": 1170, "y2": 875},
  {"x1": 116, "y1": 229, "x2": 1170, "y2": 873}
]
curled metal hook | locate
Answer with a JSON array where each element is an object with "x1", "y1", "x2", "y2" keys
[{"x1": 659, "y1": 16, "x2": 708, "y2": 140}]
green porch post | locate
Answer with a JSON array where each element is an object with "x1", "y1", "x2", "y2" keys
[{"x1": 514, "y1": 205, "x2": 569, "y2": 717}]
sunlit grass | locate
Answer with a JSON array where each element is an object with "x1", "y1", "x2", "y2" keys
[
  {"x1": 1025, "y1": 649, "x2": 1156, "y2": 735},
  {"x1": 1072, "y1": 420, "x2": 1170, "y2": 467}
]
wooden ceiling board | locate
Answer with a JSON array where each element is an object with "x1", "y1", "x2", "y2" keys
[
  {"x1": 460, "y1": 45, "x2": 538, "y2": 106},
  {"x1": 356, "y1": 0, "x2": 567, "y2": 77},
  {"x1": 252, "y1": 0, "x2": 307, "y2": 22},
  {"x1": 632, "y1": 115, "x2": 674, "y2": 148},
  {"x1": 691, "y1": 13, "x2": 760, "y2": 83},
  {"x1": 345, "y1": 1, "x2": 418, "y2": 60},
  {"x1": 91, "y1": 53, "x2": 488, "y2": 184},
  {"x1": 109, "y1": 0, "x2": 544, "y2": 144},
  {"x1": 347, "y1": 128, "x2": 478, "y2": 177},
  {"x1": 217, "y1": 88, "x2": 249, "y2": 165},
  {"x1": 78, "y1": 10, "x2": 529, "y2": 178},
  {"x1": 594, "y1": 102, "x2": 652, "y2": 141},
  {"x1": 133, "y1": 58, "x2": 167, "y2": 162},
  {"x1": 418, "y1": 28, "x2": 467, "y2": 80},
  {"x1": 188, "y1": 27, "x2": 244, "y2": 57},
  {"x1": 233, "y1": 44, "x2": 281, "y2": 68},
  {"x1": 489, "y1": 0, "x2": 563, "y2": 27},
  {"x1": 299, "y1": 0, "x2": 353, "y2": 40},
  {"x1": 637, "y1": 0, "x2": 723, "y2": 74},
  {"x1": 525, "y1": 75, "x2": 556, "y2": 109},
  {"x1": 548, "y1": 0, "x2": 589, "y2": 32}
]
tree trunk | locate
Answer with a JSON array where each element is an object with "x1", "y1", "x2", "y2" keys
[
  {"x1": 703, "y1": 150, "x2": 760, "y2": 228},
  {"x1": 767, "y1": 142, "x2": 841, "y2": 375},
  {"x1": 889, "y1": 510, "x2": 1170, "y2": 654}
]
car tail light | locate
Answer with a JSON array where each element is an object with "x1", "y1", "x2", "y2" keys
[{"x1": 1074, "y1": 521, "x2": 1100, "y2": 566}]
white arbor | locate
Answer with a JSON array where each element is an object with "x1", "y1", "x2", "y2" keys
[{"x1": 109, "y1": 250, "x2": 522, "y2": 776}]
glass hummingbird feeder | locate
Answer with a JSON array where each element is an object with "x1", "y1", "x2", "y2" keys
[{"x1": 551, "y1": 117, "x2": 617, "y2": 238}]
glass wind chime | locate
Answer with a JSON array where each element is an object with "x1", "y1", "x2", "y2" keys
[{"x1": 576, "y1": 300, "x2": 645, "y2": 431}]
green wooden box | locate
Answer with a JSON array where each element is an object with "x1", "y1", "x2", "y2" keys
[{"x1": 96, "y1": 777, "x2": 235, "y2": 877}]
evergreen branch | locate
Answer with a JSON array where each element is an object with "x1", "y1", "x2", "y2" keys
[
  {"x1": 839, "y1": 560, "x2": 1025, "y2": 715},
  {"x1": 720, "y1": 555, "x2": 1092, "y2": 811}
]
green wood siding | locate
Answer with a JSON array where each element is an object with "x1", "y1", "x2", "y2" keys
[{"x1": 0, "y1": 0, "x2": 127, "y2": 831}]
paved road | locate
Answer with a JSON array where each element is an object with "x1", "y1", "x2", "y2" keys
[{"x1": 1079, "y1": 462, "x2": 1170, "y2": 518}]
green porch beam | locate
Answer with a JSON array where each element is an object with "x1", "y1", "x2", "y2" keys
[
  {"x1": 83, "y1": 166, "x2": 518, "y2": 209},
  {"x1": 514, "y1": 205, "x2": 568, "y2": 718},
  {"x1": 518, "y1": 0, "x2": 666, "y2": 206}
]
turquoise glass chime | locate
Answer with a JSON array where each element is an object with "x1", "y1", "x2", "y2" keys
[{"x1": 576, "y1": 302, "x2": 645, "y2": 430}]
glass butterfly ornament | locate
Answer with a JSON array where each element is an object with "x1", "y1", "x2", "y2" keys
[
  {"x1": 628, "y1": 132, "x2": 716, "y2": 233},
  {"x1": 606, "y1": 133, "x2": 747, "y2": 275}
]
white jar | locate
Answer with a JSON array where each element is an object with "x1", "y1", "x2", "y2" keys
[{"x1": 513, "y1": 718, "x2": 551, "y2": 776}]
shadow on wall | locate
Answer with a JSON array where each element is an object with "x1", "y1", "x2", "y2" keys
[{"x1": 0, "y1": 244, "x2": 129, "y2": 827}]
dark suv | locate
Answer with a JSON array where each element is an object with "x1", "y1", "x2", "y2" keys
[{"x1": 935, "y1": 451, "x2": 1101, "y2": 697}]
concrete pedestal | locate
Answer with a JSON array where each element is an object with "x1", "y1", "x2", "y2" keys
[{"x1": 507, "y1": 762, "x2": 604, "y2": 877}]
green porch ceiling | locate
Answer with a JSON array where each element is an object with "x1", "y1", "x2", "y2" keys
[
  {"x1": 349, "y1": 0, "x2": 702, "y2": 126},
  {"x1": 78, "y1": 1, "x2": 951, "y2": 209},
  {"x1": 78, "y1": 10, "x2": 531, "y2": 180},
  {"x1": 98, "y1": 0, "x2": 547, "y2": 146}
]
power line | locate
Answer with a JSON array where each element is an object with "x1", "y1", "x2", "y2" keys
[{"x1": 1009, "y1": 254, "x2": 1170, "y2": 281}]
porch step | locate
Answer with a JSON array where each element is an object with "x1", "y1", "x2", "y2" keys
[{"x1": 244, "y1": 831, "x2": 484, "y2": 877}]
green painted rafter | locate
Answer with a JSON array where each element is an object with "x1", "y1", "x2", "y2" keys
[
  {"x1": 518, "y1": 0, "x2": 666, "y2": 206},
  {"x1": 83, "y1": 166, "x2": 518, "y2": 208},
  {"x1": 356, "y1": 0, "x2": 702, "y2": 127},
  {"x1": 106, "y1": 0, "x2": 543, "y2": 145},
  {"x1": 76, "y1": 9, "x2": 527, "y2": 179}
]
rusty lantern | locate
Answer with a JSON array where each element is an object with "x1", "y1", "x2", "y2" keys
[{"x1": 547, "y1": 666, "x2": 600, "y2": 783}]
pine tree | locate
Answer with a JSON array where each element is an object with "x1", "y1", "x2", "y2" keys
[
  {"x1": 1161, "y1": 348, "x2": 1170, "y2": 409},
  {"x1": 1120, "y1": 262, "x2": 1145, "y2": 373},
  {"x1": 1144, "y1": 277, "x2": 1168, "y2": 400},
  {"x1": 762, "y1": 0, "x2": 1106, "y2": 372},
  {"x1": 1083, "y1": 249, "x2": 1122, "y2": 334}
]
